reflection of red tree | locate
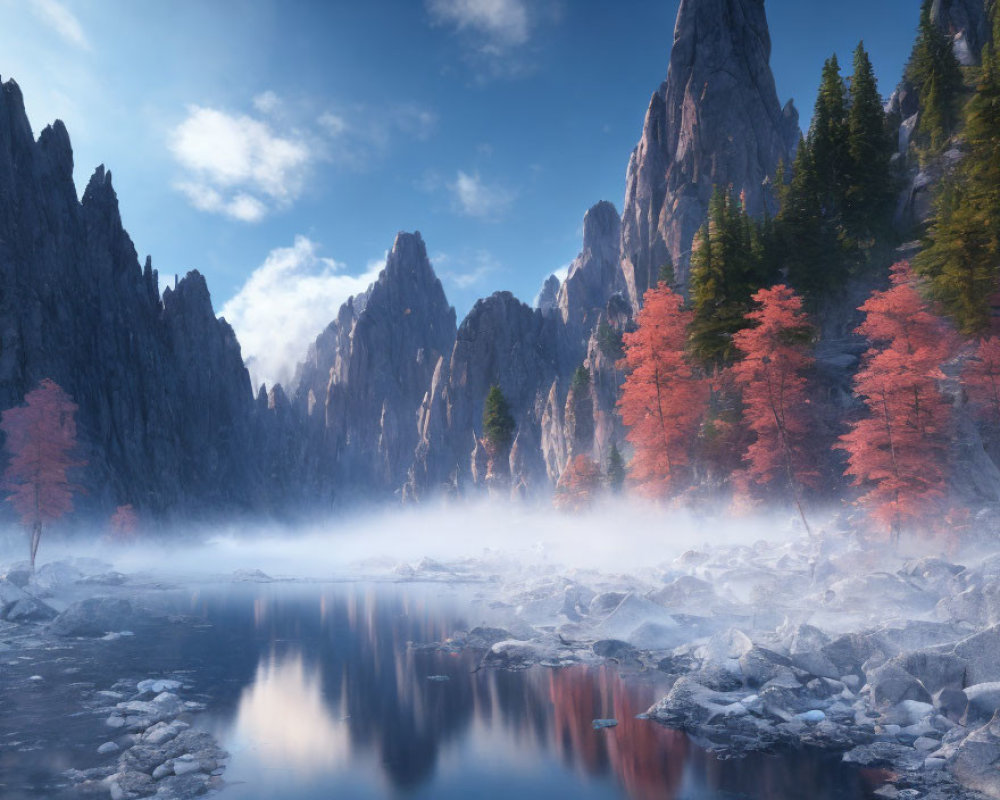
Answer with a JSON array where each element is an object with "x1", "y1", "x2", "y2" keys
[{"x1": 546, "y1": 666, "x2": 687, "y2": 800}]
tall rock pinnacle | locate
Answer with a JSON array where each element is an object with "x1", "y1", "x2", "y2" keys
[{"x1": 619, "y1": 0, "x2": 798, "y2": 309}]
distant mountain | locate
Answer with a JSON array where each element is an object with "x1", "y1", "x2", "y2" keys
[
  {"x1": 0, "y1": 0, "x2": 988, "y2": 518},
  {"x1": 0, "y1": 78, "x2": 263, "y2": 519}
]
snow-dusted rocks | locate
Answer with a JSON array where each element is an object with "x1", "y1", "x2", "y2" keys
[{"x1": 50, "y1": 597, "x2": 140, "y2": 637}]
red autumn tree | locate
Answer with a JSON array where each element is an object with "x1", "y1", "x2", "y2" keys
[
  {"x1": 554, "y1": 455, "x2": 602, "y2": 511},
  {"x1": 1, "y1": 379, "x2": 84, "y2": 569},
  {"x1": 964, "y1": 336, "x2": 1000, "y2": 430},
  {"x1": 730, "y1": 285, "x2": 817, "y2": 533},
  {"x1": 838, "y1": 261, "x2": 958, "y2": 542},
  {"x1": 109, "y1": 504, "x2": 140, "y2": 543},
  {"x1": 618, "y1": 285, "x2": 709, "y2": 498}
]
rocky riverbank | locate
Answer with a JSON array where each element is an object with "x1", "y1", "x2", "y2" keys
[
  {"x1": 397, "y1": 527, "x2": 1000, "y2": 800},
  {"x1": 0, "y1": 559, "x2": 228, "y2": 799}
]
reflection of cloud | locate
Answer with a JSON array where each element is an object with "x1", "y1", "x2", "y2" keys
[{"x1": 230, "y1": 652, "x2": 349, "y2": 774}]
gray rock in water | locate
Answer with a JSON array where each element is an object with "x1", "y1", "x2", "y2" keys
[
  {"x1": 49, "y1": 597, "x2": 138, "y2": 637},
  {"x1": 951, "y1": 711, "x2": 1000, "y2": 799},
  {"x1": 3, "y1": 593, "x2": 57, "y2": 623},
  {"x1": 865, "y1": 662, "x2": 932, "y2": 707},
  {"x1": 964, "y1": 683, "x2": 1000, "y2": 727},
  {"x1": 890, "y1": 650, "x2": 967, "y2": 695},
  {"x1": 464, "y1": 626, "x2": 512, "y2": 650},
  {"x1": 739, "y1": 646, "x2": 795, "y2": 689},
  {"x1": 592, "y1": 639, "x2": 638, "y2": 662}
]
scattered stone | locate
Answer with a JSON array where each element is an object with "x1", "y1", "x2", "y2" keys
[
  {"x1": 592, "y1": 719, "x2": 618, "y2": 730},
  {"x1": 964, "y1": 683, "x2": 1000, "y2": 727},
  {"x1": 951, "y1": 712, "x2": 1000, "y2": 799},
  {"x1": 954, "y1": 626, "x2": 1000, "y2": 685},
  {"x1": 137, "y1": 679, "x2": 183, "y2": 695},
  {"x1": 865, "y1": 662, "x2": 932, "y2": 706},
  {"x1": 50, "y1": 597, "x2": 139, "y2": 637},
  {"x1": 97, "y1": 741, "x2": 120, "y2": 755},
  {"x1": 427, "y1": 675, "x2": 450, "y2": 682},
  {"x1": 232, "y1": 568, "x2": 274, "y2": 583}
]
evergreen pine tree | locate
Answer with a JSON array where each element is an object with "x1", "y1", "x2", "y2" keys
[
  {"x1": 482, "y1": 385, "x2": 515, "y2": 456},
  {"x1": 689, "y1": 188, "x2": 775, "y2": 368},
  {"x1": 606, "y1": 443, "x2": 625, "y2": 494},
  {"x1": 811, "y1": 55, "x2": 851, "y2": 210},
  {"x1": 907, "y1": 0, "x2": 964, "y2": 153},
  {"x1": 845, "y1": 42, "x2": 895, "y2": 244},
  {"x1": 916, "y1": 8, "x2": 1000, "y2": 335}
]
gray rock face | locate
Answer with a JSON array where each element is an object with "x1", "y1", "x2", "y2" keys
[
  {"x1": 619, "y1": 0, "x2": 798, "y2": 307},
  {"x1": 934, "y1": 0, "x2": 991, "y2": 66},
  {"x1": 0, "y1": 77, "x2": 263, "y2": 516},
  {"x1": 951, "y1": 712, "x2": 1000, "y2": 799},
  {"x1": 409, "y1": 291, "x2": 560, "y2": 496},
  {"x1": 556, "y1": 201, "x2": 622, "y2": 352},
  {"x1": 291, "y1": 232, "x2": 456, "y2": 496}
]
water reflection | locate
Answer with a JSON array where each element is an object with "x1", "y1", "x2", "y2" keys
[
  {"x1": 196, "y1": 584, "x2": 867, "y2": 799},
  {"x1": 229, "y1": 653, "x2": 349, "y2": 774}
]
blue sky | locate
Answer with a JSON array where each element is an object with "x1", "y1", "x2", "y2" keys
[{"x1": 0, "y1": 0, "x2": 920, "y2": 389}]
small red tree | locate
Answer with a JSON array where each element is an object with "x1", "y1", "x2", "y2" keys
[
  {"x1": 109, "y1": 504, "x2": 139, "y2": 543},
  {"x1": 1, "y1": 379, "x2": 84, "y2": 569},
  {"x1": 730, "y1": 285, "x2": 817, "y2": 533},
  {"x1": 554, "y1": 455, "x2": 602, "y2": 511},
  {"x1": 964, "y1": 336, "x2": 1000, "y2": 430},
  {"x1": 618, "y1": 285, "x2": 709, "y2": 498},
  {"x1": 838, "y1": 262, "x2": 958, "y2": 542}
]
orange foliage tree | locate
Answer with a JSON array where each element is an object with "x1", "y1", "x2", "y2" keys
[
  {"x1": 730, "y1": 285, "x2": 817, "y2": 532},
  {"x1": 618, "y1": 285, "x2": 709, "y2": 498},
  {"x1": 838, "y1": 262, "x2": 957, "y2": 542},
  {"x1": 109, "y1": 504, "x2": 140, "y2": 543},
  {"x1": 554, "y1": 455, "x2": 602, "y2": 511},
  {"x1": 964, "y1": 336, "x2": 1000, "y2": 430},
  {"x1": 1, "y1": 379, "x2": 84, "y2": 568}
]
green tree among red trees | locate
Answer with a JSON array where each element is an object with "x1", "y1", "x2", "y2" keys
[
  {"x1": 730, "y1": 285, "x2": 817, "y2": 532},
  {"x1": 1, "y1": 379, "x2": 84, "y2": 569},
  {"x1": 617, "y1": 285, "x2": 709, "y2": 498},
  {"x1": 838, "y1": 262, "x2": 957, "y2": 542}
]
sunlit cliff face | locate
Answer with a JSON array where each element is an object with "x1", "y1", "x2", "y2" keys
[{"x1": 228, "y1": 652, "x2": 350, "y2": 774}]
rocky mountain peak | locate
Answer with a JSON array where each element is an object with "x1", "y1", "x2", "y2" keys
[
  {"x1": 619, "y1": 0, "x2": 797, "y2": 308},
  {"x1": 162, "y1": 270, "x2": 215, "y2": 321}
]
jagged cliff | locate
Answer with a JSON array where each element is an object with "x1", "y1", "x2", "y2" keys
[
  {"x1": 290, "y1": 232, "x2": 457, "y2": 496},
  {"x1": 619, "y1": 0, "x2": 799, "y2": 309},
  {"x1": 0, "y1": 77, "x2": 262, "y2": 517}
]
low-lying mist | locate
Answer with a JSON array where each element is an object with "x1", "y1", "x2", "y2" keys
[{"x1": 0, "y1": 499, "x2": 826, "y2": 580}]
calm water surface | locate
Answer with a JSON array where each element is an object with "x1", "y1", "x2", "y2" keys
[{"x1": 1, "y1": 582, "x2": 886, "y2": 799}]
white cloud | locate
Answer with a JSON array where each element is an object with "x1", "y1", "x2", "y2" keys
[
  {"x1": 220, "y1": 237, "x2": 384, "y2": 390},
  {"x1": 450, "y1": 170, "x2": 514, "y2": 219},
  {"x1": 427, "y1": 0, "x2": 529, "y2": 48},
  {"x1": 31, "y1": 0, "x2": 90, "y2": 51},
  {"x1": 169, "y1": 105, "x2": 311, "y2": 222},
  {"x1": 252, "y1": 90, "x2": 282, "y2": 115},
  {"x1": 316, "y1": 103, "x2": 438, "y2": 170},
  {"x1": 426, "y1": 0, "x2": 561, "y2": 80},
  {"x1": 317, "y1": 111, "x2": 348, "y2": 136},
  {"x1": 435, "y1": 249, "x2": 500, "y2": 289}
]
